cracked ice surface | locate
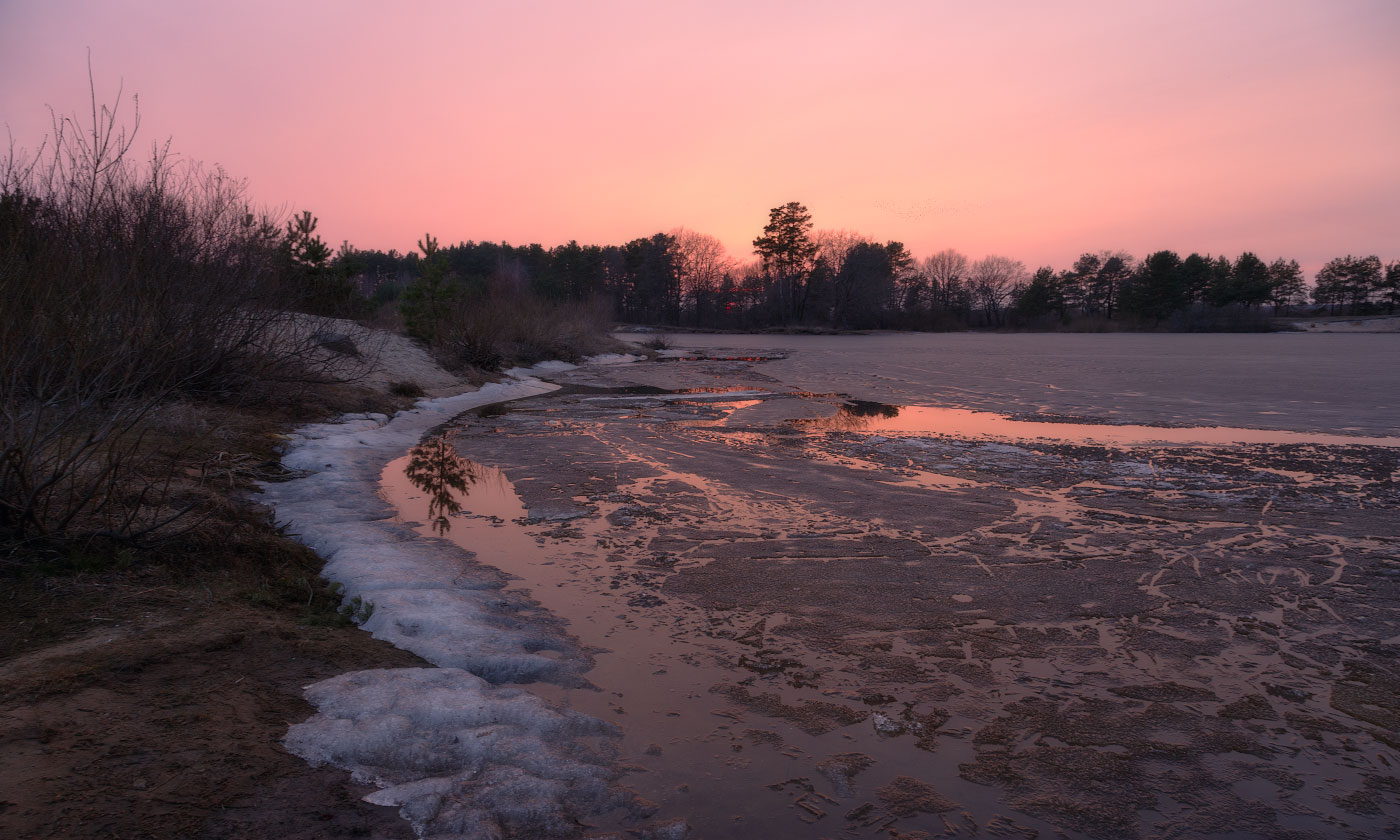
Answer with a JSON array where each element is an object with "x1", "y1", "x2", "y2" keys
[{"x1": 263, "y1": 369, "x2": 640, "y2": 838}]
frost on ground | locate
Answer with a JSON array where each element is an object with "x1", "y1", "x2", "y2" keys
[{"x1": 262, "y1": 360, "x2": 650, "y2": 838}]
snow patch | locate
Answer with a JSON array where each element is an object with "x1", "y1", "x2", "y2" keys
[
  {"x1": 286, "y1": 668, "x2": 636, "y2": 838},
  {"x1": 504, "y1": 360, "x2": 578, "y2": 379},
  {"x1": 262, "y1": 378, "x2": 597, "y2": 685},
  {"x1": 263, "y1": 371, "x2": 661, "y2": 836},
  {"x1": 501, "y1": 353, "x2": 637, "y2": 382},
  {"x1": 584, "y1": 353, "x2": 644, "y2": 366}
]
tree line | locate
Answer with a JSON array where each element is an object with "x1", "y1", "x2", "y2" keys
[{"x1": 338, "y1": 202, "x2": 1398, "y2": 333}]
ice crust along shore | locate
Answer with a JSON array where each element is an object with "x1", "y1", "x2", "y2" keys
[
  {"x1": 284, "y1": 668, "x2": 632, "y2": 839},
  {"x1": 263, "y1": 358, "x2": 648, "y2": 839},
  {"x1": 261, "y1": 376, "x2": 592, "y2": 686}
]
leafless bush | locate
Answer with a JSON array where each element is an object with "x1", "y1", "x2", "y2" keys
[
  {"x1": 1, "y1": 79, "x2": 370, "y2": 549},
  {"x1": 389, "y1": 380, "x2": 425, "y2": 399},
  {"x1": 437, "y1": 289, "x2": 614, "y2": 371}
]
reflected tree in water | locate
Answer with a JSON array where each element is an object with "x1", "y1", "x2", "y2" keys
[
  {"x1": 796, "y1": 400, "x2": 902, "y2": 432},
  {"x1": 844, "y1": 400, "x2": 901, "y2": 419},
  {"x1": 404, "y1": 436, "x2": 478, "y2": 534},
  {"x1": 829, "y1": 400, "x2": 901, "y2": 431}
]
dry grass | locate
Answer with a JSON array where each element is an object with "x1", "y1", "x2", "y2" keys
[{"x1": 0, "y1": 380, "x2": 403, "y2": 659}]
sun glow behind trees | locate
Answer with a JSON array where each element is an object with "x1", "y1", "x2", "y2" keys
[
  {"x1": 359, "y1": 199, "x2": 1396, "y2": 334},
  {"x1": 2, "y1": 2, "x2": 1396, "y2": 273}
]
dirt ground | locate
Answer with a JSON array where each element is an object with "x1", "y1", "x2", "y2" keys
[
  {"x1": 0, "y1": 594, "x2": 424, "y2": 840},
  {"x1": 0, "y1": 322, "x2": 465, "y2": 840}
]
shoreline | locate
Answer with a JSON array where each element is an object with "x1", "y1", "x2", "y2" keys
[
  {"x1": 5, "y1": 331, "x2": 1396, "y2": 838},
  {"x1": 261, "y1": 359, "x2": 663, "y2": 838},
  {"x1": 0, "y1": 330, "x2": 618, "y2": 839}
]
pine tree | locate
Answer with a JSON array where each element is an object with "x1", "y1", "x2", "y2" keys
[
  {"x1": 399, "y1": 233, "x2": 457, "y2": 342},
  {"x1": 753, "y1": 202, "x2": 817, "y2": 322}
]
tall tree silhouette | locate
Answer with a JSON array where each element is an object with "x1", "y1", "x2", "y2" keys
[{"x1": 753, "y1": 202, "x2": 817, "y2": 322}]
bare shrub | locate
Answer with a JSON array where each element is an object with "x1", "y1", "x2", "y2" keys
[
  {"x1": 389, "y1": 380, "x2": 425, "y2": 399},
  {"x1": 363, "y1": 298, "x2": 405, "y2": 333},
  {"x1": 437, "y1": 289, "x2": 614, "y2": 371},
  {"x1": 1, "y1": 79, "x2": 371, "y2": 549}
]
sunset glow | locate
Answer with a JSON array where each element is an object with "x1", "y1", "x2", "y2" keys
[
  {"x1": 3, "y1": 0, "x2": 1396, "y2": 269},
  {"x1": 6, "y1": 5, "x2": 1400, "y2": 835}
]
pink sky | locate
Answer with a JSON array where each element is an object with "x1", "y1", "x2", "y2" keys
[{"x1": 3, "y1": 1, "x2": 1397, "y2": 273}]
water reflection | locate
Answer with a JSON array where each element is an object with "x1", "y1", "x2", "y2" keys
[
  {"x1": 795, "y1": 403, "x2": 1400, "y2": 447},
  {"x1": 804, "y1": 400, "x2": 902, "y2": 432},
  {"x1": 404, "y1": 436, "x2": 478, "y2": 534}
]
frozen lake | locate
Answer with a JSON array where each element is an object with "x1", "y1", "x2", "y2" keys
[
  {"x1": 638, "y1": 332, "x2": 1400, "y2": 435},
  {"x1": 279, "y1": 334, "x2": 1399, "y2": 839}
]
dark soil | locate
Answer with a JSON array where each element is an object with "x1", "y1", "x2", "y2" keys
[
  {"x1": 0, "y1": 601, "x2": 423, "y2": 839},
  {"x1": 0, "y1": 381, "x2": 424, "y2": 840}
]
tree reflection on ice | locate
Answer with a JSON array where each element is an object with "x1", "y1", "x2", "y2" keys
[{"x1": 403, "y1": 435, "x2": 477, "y2": 534}]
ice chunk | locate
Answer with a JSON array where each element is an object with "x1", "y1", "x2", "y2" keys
[{"x1": 287, "y1": 668, "x2": 634, "y2": 839}]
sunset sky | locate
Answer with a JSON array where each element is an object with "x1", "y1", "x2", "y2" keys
[{"x1": 3, "y1": 0, "x2": 1396, "y2": 272}]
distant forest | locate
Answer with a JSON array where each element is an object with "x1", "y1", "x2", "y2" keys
[{"x1": 320, "y1": 202, "x2": 1397, "y2": 332}]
